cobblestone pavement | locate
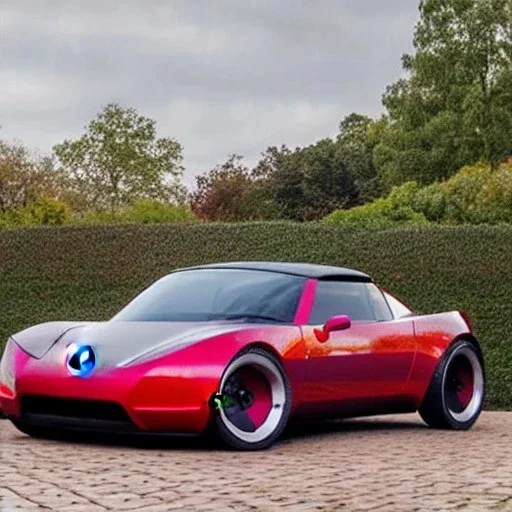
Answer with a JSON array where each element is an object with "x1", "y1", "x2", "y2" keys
[{"x1": 1, "y1": 412, "x2": 511, "y2": 512}]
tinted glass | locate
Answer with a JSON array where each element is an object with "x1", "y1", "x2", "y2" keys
[
  {"x1": 366, "y1": 284, "x2": 393, "y2": 321},
  {"x1": 383, "y1": 292, "x2": 413, "y2": 318},
  {"x1": 113, "y1": 269, "x2": 306, "y2": 323},
  {"x1": 309, "y1": 281, "x2": 376, "y2": 324}
]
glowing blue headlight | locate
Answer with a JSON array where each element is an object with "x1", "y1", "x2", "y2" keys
[{"x1": 66, "y1": 343, "x2": 97, "y2": 377}]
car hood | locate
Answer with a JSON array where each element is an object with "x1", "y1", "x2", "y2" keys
[{"x1": 11, "y1": 321, "x2": 247, "y2": 365}]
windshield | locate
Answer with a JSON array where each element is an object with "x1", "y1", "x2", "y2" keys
[{"x1": 112, "y1": 269, "x2": 306, "y2": 323}]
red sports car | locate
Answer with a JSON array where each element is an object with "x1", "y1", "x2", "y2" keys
[{"x1": 0, "y1": 262, "x2": 485, "y2": 450}]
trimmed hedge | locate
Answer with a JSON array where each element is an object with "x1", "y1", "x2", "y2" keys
[{"x1": 0, "y1": 223, "x2": 511, "y2": 409}]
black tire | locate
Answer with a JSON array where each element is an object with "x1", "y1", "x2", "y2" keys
[
  {"x1": 419, "y1": 339, "x2": 485, "y2": 430},
  {"x1": 214, "y1": 347, "x2": 292, "y2": 450}
]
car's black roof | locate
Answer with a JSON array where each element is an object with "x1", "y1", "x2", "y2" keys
[{"x1": 178, "y1": 261, "x2": 372, "y2": 282}]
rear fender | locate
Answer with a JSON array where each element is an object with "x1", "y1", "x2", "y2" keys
[{"x1": 407, "y1": 311, "x2": 473, "y2": 405}]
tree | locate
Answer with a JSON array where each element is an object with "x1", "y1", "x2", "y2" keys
[
  {"x1": 0, "y1": 141, "x2": 59, "y2": 212},
  {"x1": 297, "y1": 138, "x2": 359, "y2": 220},
  {"x1": 337, "y1": 113, "x2": 383, "y2": 202},
  {"x1": 53, "y1": 104, "x2": 185, "y2": 214},
  {"x1": 190, "y1": 155, "x2": 276, "y2": 221},
  {"x1": 253, "y1": 141, "x2": 359, "y2": 221},
  {"x1": 252, "y1": 145, "x2": 304, "y2": 220},
  {"x1": 250, "y1": 117, "x2": 386, "y2": 222},
  {"x1": 375, "y1": 0, "x2": 512, "y2": 189}
]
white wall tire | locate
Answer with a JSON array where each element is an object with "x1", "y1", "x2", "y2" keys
[
  {"x1": 214, "y1": 347, "x2": 292, "y2": 450},
  {"x1": 419, "y1": 340, "x2": 485, "y2": 430}
]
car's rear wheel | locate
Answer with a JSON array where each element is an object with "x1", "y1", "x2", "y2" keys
[
  {"x1": 419, "y1": 339, "x2": 485, "y2": 430},
  {"x1": 214, "y1": 347, "x2": 291, "y2": 450}
]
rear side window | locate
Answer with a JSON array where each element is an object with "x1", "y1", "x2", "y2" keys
[
  {"x1": 383, "y1": 292, "x2": 413, "y2": 319},
  {"x1": 366, "y1": 284, "x2": 393, "y2": 321},
  {"x1": 309, "y1": 281, "x2": 376, "y2": 324}
]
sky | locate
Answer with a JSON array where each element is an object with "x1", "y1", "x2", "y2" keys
[{"x1": 0, "y1": 0, "x2": 419, "y2": 186}]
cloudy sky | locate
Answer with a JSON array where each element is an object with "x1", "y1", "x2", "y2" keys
[{"x1": 1, "y1": 1, "x2": 419, "y2": 186}]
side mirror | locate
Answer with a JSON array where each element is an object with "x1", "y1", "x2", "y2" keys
[{"x1": 314, "y1": 315, "x2": 351, "y2": 342}]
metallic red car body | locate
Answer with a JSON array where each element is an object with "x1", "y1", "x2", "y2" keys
[{"x1": 0, "y1": 262, "x2": 484, "y2": 448}]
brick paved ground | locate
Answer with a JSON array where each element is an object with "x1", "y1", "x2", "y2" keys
[{"x1": 0, "y1": 412, "x2": 511, "y2": 512}]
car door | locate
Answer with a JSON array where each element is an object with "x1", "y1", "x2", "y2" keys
[{"x1": 302, "y1": 280, "x2": 416, "y2": 416}]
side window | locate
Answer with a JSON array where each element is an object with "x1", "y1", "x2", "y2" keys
[
  {"x1": 309, "y1": 281, "x2": 376, "y2": 324},
  {"x1": 366, "y1": 284, "x2": 393, "y2": 321},
  {"x1": 383, "y1": 292, "x2": 413, "y2": 319}
]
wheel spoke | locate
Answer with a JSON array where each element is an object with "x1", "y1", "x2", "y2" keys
[
  {"x1": 455, "y1": 365, "x2": 474, "y2": 409},
  {"x1": 446, "y1": 387, "x2": 464, "y2": 413},
  {"x1": 224, "y1": 405, "x2": 256, "y2": 432},
  {"x1": 238, "y1": 367, "x2": 272, "y2": 430}
]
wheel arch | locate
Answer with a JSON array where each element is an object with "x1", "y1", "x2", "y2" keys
[
  {"x1": 242, "y1": 341, "x2": 284, "y2": 364},
  {"x1": 208, "y1": 341, "x2": 284, "y2": 404},
  {"x1": 449, "y1": 334, "x2": 485, "y2": 368}
]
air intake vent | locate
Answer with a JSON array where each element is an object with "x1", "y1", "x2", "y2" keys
[{"x1": 21, "y1": 395, "x2": 133, "y2": 424}]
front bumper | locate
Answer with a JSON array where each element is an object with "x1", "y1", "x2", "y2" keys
[
  {"x1": 15, "y1": 394, "x2": 139, "y2": 433},
  {"x1": 0, "y1": 344, "x2": 219, "y2": 435}
]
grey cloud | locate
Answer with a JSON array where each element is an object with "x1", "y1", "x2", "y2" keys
[{"x1": 0, "y1": 0, "x2": 419, "y2": 186}]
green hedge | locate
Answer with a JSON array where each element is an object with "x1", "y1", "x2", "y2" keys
[{"x1": 0, "y1": 223, "x2": 510, "y2": 409}]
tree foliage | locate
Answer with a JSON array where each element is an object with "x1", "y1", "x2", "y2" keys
[
  {"x1": 375, "y1": 0, "x2": 512, "y2": 189},
  {"x1": 54, "y1": 104, "x2": 185, "y2": 214},
  {"x1": 337, "y1": 113, "x2": 383, "y2": 202},
  {"x1": 190, "y1": 155, "x2": 277, "y2": 221},
  {"x1": 326, "y1": 161, "x2": 512, "y2": 226},
  {"x1": 283, "y1": 138, "x2": 358, "y2": 220},
  {"x1": 0, "y1": 141, "x2": 61, "y2": 213},
  {"x1": 4, "y1": 1, "x2": 512, "y2": 224},
  {"x1": 81, "y1": 199, "x2": 196, "y2": 225},
  {"x1": 190, "y1": 114, "x2": 384, "y2": 222},
  {"x1": 249, "y1": 114, "x2": 383, "y2": 221}
]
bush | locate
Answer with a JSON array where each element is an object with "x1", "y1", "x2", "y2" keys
[
  {"x1": 0, "y1": 223, "x2": 510, "y2": 409},
  {"x1": 327, "y1": 163, "x2": 512, "y2": 226},
  {"x1": 477, "y1": 165, "x2": 512, "y2": 223},
  {"x1": 388, "y1": 181, "x2": 422, "y2": 208},
  {"x1": 413, "y1": 182, "x2": 447, "y2": 222},
  {"x1": 0, "y1": 198, "x2": 70, "y2": 227},
  {"x1": 0, "y1": 199, "x2": 197, "y2": 228},
  {"x1": 110, "y1": 199, "x2": 196, "y2": 224},
  {"x1": 442, "y1": 162, "x2": 490, "y2": 223},
  {"x1": 29, "y1": 197, "x2": 70, "y2": 225},
  {"x1": 325, "y1": 193, "x2": 429, "y2": 229}
]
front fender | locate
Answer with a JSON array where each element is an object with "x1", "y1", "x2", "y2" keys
[{"x1": 126, "y1": 326, "x2": 305, "y2": 431}]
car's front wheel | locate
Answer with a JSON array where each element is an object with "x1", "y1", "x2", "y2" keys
[
  {"x1": 214, "y1": 347, "x2": 291, "y2": 450},
  {"x1": 419, "y1": 339, "x2": 485, "y2": 430}
]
